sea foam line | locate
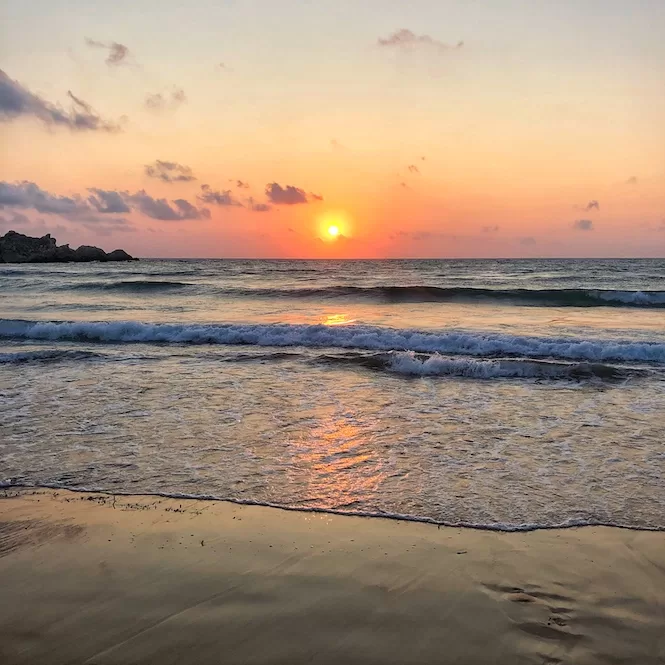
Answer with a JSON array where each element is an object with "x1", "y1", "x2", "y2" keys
[
  {"x1": 1, "y1": 318, "x2": 664, "y2": 363},
  {"x1": 1, "y1": 482, "x2": 662, "y2": 533}
]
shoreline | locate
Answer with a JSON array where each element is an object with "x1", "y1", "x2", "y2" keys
[
  {"x1": 3, "y1": 483, "x2": 664, "y2": 533},
  {"x1": 2, "y1": 488, "x2": 665, "y2": 664}
]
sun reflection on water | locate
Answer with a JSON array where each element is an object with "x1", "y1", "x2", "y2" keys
[
  {"x1": 321, "y1": 313, "x2": 357, "y2": 326},
  {"x1": 286, "y1": 409, "x2": 386, "y2": 510}
]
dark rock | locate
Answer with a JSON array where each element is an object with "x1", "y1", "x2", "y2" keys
[
  {"x1": 73, "y1": 245, "x2": 108, "y2": 262},
  {"x1": 106, "y1": 249, "x2": 135, "y2": 262},
  {"x1": 0, "y1": 230, "x2": 136, "y2": 263}
]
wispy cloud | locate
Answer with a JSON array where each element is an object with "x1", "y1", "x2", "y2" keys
[
  {"x1": 482, "y1": 225, "x2": 500, "y2": 233},
  {"x1": 265, "y1": 183, "x2": 311, "y2": 205},
  {"x1": 145, "y1": 160, "x2": 196, "y2": 183},
  {"x1": 235, "y1": 180, "x2": 250, "y2": 189},
  {"x1": 407, "y1": 164, "x2": 421, "y2": 174},
  {"x1": 249, "y1": 200, "x2": 271, "y2": 213},
  {"x1": 87, "y1": 188, "x2": 131, "y2": 213},
  {"x1": 85, "y1": 38, "x2": 132, "y2": 66},
  {"x1": 145, "y1": 88, "x2": 187, "y2": 112},
  {"x1": 0, "y1": 180, "x2": 91, "y2": 216},
  {"x1": 573, "y1": 219, "x2": 594, "y2": 231},
  {"x1": 0, "y1": 181, "x2": 134, "y2": 233},
  {"x1": 625, "y1": 176, "x2": 638, "y2": 185},
  {"x1": 575, "y1": 200, "x2": 600, "y2": 212},
  {"x1": 198, "y1": 184, "x2": 241, "y2": 206},
  {"x1": 378, "y1": 29, "x2": 464, "y2": 52},
  {"x1": 0, "y1": 69, "x2": 121, "y2": 132},
  {"x1": 125, "y1": 190, "x2": 209, "y2": 220},
  {"x1": 0, "y1": 211, "x2": 31, "y2": 228},
  {"x1": 0, "y1": 180, "x2": 210, "y2": 227},
  {"x1": 519, "y1": 236, "x2": 537, "y2": 246}
]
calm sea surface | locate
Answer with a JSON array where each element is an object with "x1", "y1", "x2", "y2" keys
[{"x1": 1, "y1": 258, "x2": 664, "y2": 530}]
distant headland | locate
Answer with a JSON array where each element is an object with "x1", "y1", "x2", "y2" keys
[{"x1": 0, "y1": 231, "x2": 136, "y2": 263}]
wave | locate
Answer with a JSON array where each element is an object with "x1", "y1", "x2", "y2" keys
[
  {"x1": 0, "y1": 349, "x2": 102, "y2": 364},
  {"x1": 1, "y1": 318, "x2": 664, "y2": 363},
  {"x1": 66, "y1": 280, "x2": 193, "y2": 292},
  {"x1": 212, "y1": 285, "x2": 665, "y2": 307},
  {"x1": 0, "y1": 343, "x2": 637, "y2": 381},
  {"x1": 2, "y1": 483, "x2": 661, "y2": 532},
  {"x1": 317, "y1": 351, "x2": 640, "y2": 380}
]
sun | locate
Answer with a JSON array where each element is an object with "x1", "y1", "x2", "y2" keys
[{"x1": 317, "y1": 210, "x2": 352, "y2": 242}]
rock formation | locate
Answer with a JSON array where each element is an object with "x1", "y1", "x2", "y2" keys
[{"x1": 0, "y1": 231, "x2": 137, "y2": 263}]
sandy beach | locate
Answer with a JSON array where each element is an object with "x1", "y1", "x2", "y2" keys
[{"x1": 0, "y1": 489, "x2": 663, "y2": 664}]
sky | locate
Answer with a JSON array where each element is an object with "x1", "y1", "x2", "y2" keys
[{"x1": 1, "y1": 0, "x2": 664, "y2": 258}]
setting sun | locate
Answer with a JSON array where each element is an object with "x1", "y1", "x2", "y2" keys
[{"x1": 327, "y1": 225, "x2": 340, "y2": 238}]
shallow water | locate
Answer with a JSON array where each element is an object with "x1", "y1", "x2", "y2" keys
[{"x1": 1, "y1": 258, "x2": 664, "y2": 530}]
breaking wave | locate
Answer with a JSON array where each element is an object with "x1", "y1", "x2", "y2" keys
[
  {"x1": 1, "y1": 318, "x2": 664, "y2": 364},
  {"x1": 317, "y1": 351, "x2": 641, "y2": 380}
]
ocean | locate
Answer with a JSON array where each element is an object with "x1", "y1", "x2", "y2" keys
[{"x1": 1, "y1": 258, "x2": 664, "y2": 531}]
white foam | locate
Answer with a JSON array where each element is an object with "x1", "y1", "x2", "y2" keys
[
  {"x1": 384, "y1": 352, "x2": 621, "y2": 379},
  {"x1": 1, "y1": 481, "x2": 662, "y2": 532},
  {"x1": 592, "y1": 290, "x2": 665, "y2": 305},
  {"x1": 1, "y1": 318, "x2": 664, "y2": 363}
]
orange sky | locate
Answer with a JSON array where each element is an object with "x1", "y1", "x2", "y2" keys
[{"x1": 1, "y1": 0, "x2": 664, "y2": 257}]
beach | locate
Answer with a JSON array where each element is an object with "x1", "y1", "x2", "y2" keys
[{"x1": 2, "y1": 488, "x2": 664, "y2": 664}]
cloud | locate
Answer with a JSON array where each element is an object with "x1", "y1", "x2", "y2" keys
[
  {"x1": 85, "y1": 38, "x2": 131, "y2": 66},
  {"x1": 519, "y1": 236, "x2": 537, "y2": 246},
  {"x1": 310, "y1": 192, "x2": 324, "y2": 201},
  {"x1": 0, "y1": 181, "x2": 134, "y2": 233},
  {"x1": 0, "y1": 180, "x2": 89, "y2": 216},
  {"x1": 573, "y1": 219, "x2": 594, "y2": 231},
  {"x1": 251, "y1": 202, "x2": 271, "y2": 212},
  {"x1": 236, "y1": 180, "x2": 250, "y2": 189},
  {"x1": 407, "y1": 164, "x2": 420, "y2": 174},
  {"x1": 378, "y1": 29, "x2": 464, "y2": 52},
  {"x1": 625, "y1": 176, "x2": 638, "y2": 185},
  {"x1": 81, "y1": 216, "x2": 135, "y2": 235},
  {"x1": 265, "y1": 183, "x2": 310, "y2": 205},
  {"x1": 0, "y1": 180, "x2": 208, "y2": 228},
  {"x1": 125, "y1": 190, "x2": 209, "y2": 220},
  {"x1": 145, "y1": 160, "x2": 196, "y2": 183},
  {"x1": 400, "y1": 182, "x2": 410, "y2": 189},
  {"x1": 482, "y1": 225, "x2": 500, "y2": 233},
  {"x1": 0, "y1": 69, "x2": 121, "y2": 132},
  {"x1": 198, "y1": 184, "x2": 241, "y2": 206},
  {"x1": 0, "y1": 211, "x2": 31, "y2": 228},
  {"x1": 576, "y1": 200, "x2": 599, "y2": 212},
  {"x1": 87, "y1": 188, "x2": 131, "y2": 213},
  {"x1": 244, "y1": 197, "x2": 271, "y2": 213},
  {"x1": 145, "y1": 88, "x2": 186, "y2": 112}
]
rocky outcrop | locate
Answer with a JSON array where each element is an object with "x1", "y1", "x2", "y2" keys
[
  {"x1": 73, "y1": 245, "x2": 109, "y2": 262},
  {"x1": 0, "y1": 231, "x2": 137, "y2": 263},
  {"x1": 106, "y1": 249, "x2": 134, "y2": 262}
]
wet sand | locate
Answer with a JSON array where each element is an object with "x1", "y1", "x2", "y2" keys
[{"x1": 1, "y1": 488, "x2": 664, "y2": 664}]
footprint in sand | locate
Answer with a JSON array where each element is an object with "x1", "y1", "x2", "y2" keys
[{"x1": 481, "y1": 583, "x2": 582, "y2": 644}]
